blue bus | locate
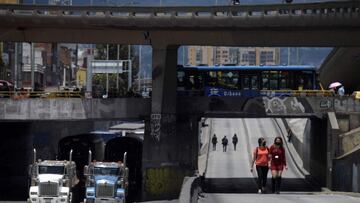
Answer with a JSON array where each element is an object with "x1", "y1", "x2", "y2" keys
[{"x1": 177, "y1": 65, "x2": 318, "y2": 97}]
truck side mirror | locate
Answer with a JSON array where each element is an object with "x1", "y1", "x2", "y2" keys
[
  {"x1": 84, "y1": 166, "x2": 89, "y2": 176},
  {"x1": 28, "y1": 165, "x2": 33, "y2": 177}
]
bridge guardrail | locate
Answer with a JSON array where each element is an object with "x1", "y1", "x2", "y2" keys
[
  {"x1": 0, "y1": 1, "x2": 359, "y2": 19},
  {"x1": 0, "y1": 91, "x2": 84, "y2": 99}
]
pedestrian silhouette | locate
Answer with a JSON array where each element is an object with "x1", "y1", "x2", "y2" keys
[
  {"x1": 232, "y1": 134, "x2": 238, "y2": 151},
  {"x1": 211, "y1": 134, "x2": 218, "y2": 151},
  {"x1": 222, "y1": 136, "x2": 228, "y2": 152}
]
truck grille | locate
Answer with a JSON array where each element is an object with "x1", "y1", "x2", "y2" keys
[
  {"x1": 96, "y1": 183, "x2": 114, "y2": 197},
  {"x1": 39, "y1": 182, "x2": 59, "y2": 196}
]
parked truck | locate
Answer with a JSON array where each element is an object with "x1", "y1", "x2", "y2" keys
[
  {"x1": 84, "y1": 150, "x2": 128, "y2": 203},
  {"x1": 28, "y1": 149, "x2": 77, "y2": 203}
]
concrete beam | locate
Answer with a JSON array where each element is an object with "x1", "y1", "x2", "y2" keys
[{"x1": 2, "y1": 28, "x2": 360, "y2": 47}]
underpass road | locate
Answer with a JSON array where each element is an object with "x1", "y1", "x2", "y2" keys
[{"x1": 199, "y1": 193, "x2": 360, "y2": 203}]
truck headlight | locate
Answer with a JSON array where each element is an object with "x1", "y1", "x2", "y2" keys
[
  {"x1": 116, "y1": 189, "x2": 125, "y2": 198},
  {"x1": 30, "y1": 192, "x2": 38, "y2": 195},
  {"x1": 60, "y1": 192, "x2": 68, "y2": 196},
  {"x1": 86, "y1": 192, "x2": 95, "y2": 197}
]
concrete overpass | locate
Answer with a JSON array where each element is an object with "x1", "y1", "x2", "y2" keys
[
  {"x1": 0, "y1": 1, "x2": 360, "y2": 46},
  {"x1": 1, "y1": 1, "x2": 360, "y2": 201}
]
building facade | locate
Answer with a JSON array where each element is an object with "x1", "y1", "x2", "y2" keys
[{"x1": 187, "y1": 46, "x2": 279, "y2": 66}]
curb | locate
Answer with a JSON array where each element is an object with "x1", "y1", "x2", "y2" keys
[{"x1": 273, "y1": 118, "x2": 309, "y2": 177}]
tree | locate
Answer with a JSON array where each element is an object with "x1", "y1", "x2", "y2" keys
[{"x1": 94, "y1": 44, "x2": 139, "y2": 97}]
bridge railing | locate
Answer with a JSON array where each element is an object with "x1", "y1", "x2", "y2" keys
[{"x1": 0, "y1": 1, "x2": 359, "y2": 19}]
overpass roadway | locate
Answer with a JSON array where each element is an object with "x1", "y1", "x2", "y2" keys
[
  {"x1": 205, "y1": 118, "x2": 314, "y2": 193},
  {"x1": 200, "y1": 118, "x2": 360, "y2": 202},
  {"x1": 199, "y1": 193, "x2": 360, "y2": 203},
  {"x1": 0, "y1": 1, "x2": 360, "y2": 46}
]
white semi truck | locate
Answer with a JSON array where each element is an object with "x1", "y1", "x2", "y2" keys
[{"x1": 28, "y1": 149, "x2": 77, "y2": 203}]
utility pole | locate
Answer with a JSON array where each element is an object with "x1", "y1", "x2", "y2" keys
[
  {"x1": 296, "y1": 48, "x2": 300, "y2": 65},
  {"x1": 182, "y1": 46, "x2": 185, "y2": 65},
  {"x1": 30, "y1": 42, "x2": 35, "y2": 91},
  {"x1": 138, "y1": 45, "x2": 141, "y2": 92},
  {"x1": 106, "y1": 44, "x2": 109, "y2": 97},
  {"x1": 116, "y1": 44, "x2": 119, "y2": 92},
  {"x1": 287, "y1": 47, "x2": 291, "y2": 65},
  {"x1": 128, "y1": 45, "x2": 132, "y2": 91}
]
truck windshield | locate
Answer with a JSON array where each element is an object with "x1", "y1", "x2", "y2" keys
[
  {"x1": 38, "y1": 166, "x2": 65, "y2": 174},
  {"x1": 94, "y1": 167, "x2": 119, "y2": 176}
]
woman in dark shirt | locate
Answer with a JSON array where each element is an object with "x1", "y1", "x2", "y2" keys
[{"x1": 269, "y1": 136, "x2": 287, "y2": 194}]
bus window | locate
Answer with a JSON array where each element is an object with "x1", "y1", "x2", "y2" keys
[
  {"x1": 216, "y1": 71, "x2": 239, "y2": 89},
  {"x1": 269, "y1": 71, "x2": 278, "y2": 90},
  {"x1": 279, "y1": 71, "x2": 289, "y2": 90},
  {"x1": 242, "y1": 75, "x2": 258, "y2": 90},
  {"x1": 251, "y1": 76, "x2": 258, "y2": 90},
  {"x1": 177, "y1": 71, "x2": 185, "y2": 88},
  {"x1": 205, "y1": 71, "x2": 218, "y2": 87},
  {"x1": 262, "y1": 72, "x2": 270, "y2": 90},
  {"x1": 243, "y1": 76, "x2": 250, "y2": 90},
  {"x1": 297, "y1": 71, "x2": 314, "y2": 90}
]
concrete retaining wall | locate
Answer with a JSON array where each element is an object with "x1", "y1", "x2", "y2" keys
[
  {"x1": 333, "y1": 147, "x2": 360, "y2": 192},
  {"x1": 0, "y1": 98, "x2": 150, "y2": 120}
]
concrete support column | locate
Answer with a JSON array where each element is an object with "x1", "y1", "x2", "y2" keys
[
  {"x1": 142, "y1": 45, "x2": 198, "y2": 201},
  {"x1": 327, "y1": 112, "x2": 340, "y2": 189}
]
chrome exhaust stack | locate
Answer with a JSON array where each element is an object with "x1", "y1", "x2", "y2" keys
[
  {"x1": 88, "y1": 150, "x2": 92, "y2": 165},
  {"x1": 123, "y1": 152, "x2": 127, "y2": 168},
  {"x1": 33, "y1": 148, "x2": 37, "y2": 164},
  {"x1": 69, "y1": 149, "x2": 73, "y2": 162}
]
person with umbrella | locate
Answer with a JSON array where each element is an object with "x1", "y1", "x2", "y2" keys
[{"x1": 329, "y1": 82, "x2": 345, "y2": 96}]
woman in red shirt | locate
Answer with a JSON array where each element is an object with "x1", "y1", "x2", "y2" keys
[
  {"x1": 269, "y1": 136, "x2": 287, "y2": 194},
  {"x1": 251, "y1": 137, "x2": 270, "y2": 194}
]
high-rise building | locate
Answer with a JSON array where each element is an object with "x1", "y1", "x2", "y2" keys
[
  {"x1": 187, "y1": 46, "x2": 279, "y2": 66},
  {"x1": 187, "y1": 46, "x2": 214, "y2": 66},
  {"x1": 239, "y1": 47, "x2": 279, "y2": 66}
]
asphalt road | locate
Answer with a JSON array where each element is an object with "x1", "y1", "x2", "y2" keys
[
  {"x1": 203, "y1": 118, "x2": 321, "y2": 196},
  {"x1": 198, "y1": 193, "x2": 360, "y2": 203}
]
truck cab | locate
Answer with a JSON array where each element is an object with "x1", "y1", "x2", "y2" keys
[
  {"x1": 28, "y1": 149, "x2": 77, "y2": 203},
  {"x1": 84, "y1": 151, "x2": 128, "y2": 203}
]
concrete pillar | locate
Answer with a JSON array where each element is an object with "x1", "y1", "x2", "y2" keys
[
  {"x1": 327, "y1": 112, "x2": 340, "y2": 189},
  {"x1": 142, "y1": 45, "x2": 198, "y2": 201}
]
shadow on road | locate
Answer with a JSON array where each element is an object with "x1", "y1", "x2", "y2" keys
[{"x1": 204, "y1": 177, "x2": 321, "y2": 193}]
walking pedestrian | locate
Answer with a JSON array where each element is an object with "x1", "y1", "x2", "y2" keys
[
  {"x1": 232, "y1": 134, "x2": 238, "y2": 151},
  {"x1": 221, "y1": 136, "x2": 228, "y2": 152},
  {"x1": 212, "y1": 134, "x2": 218, "y2": 151},
  {"x1": 251, "y1": 137, "x2": 270, "y2": 194},
  {"x1": 269, "y1": 136, "x2": 287, "y2": 194}
]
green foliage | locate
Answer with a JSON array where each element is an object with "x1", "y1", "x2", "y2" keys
[{"x1": 94, "y1": 44, "x2": 140, "y2": 94}]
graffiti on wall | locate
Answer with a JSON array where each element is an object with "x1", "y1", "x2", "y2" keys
[
  {"x1": 150, "y1": 113, "x2": 176, "y2": 143},
  {"x1": 263, "y1": 97, "x2": 306, "y2": 114},
  {"x1": 151, "y1": 114, "x2": 161, "y2": 142}
]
